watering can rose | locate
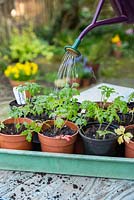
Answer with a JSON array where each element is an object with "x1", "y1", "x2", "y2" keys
[{"x1": 4, "y1": 62, "x2": 38, "y2": 81}]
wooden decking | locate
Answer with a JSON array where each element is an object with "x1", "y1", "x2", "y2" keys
[{"x1": 0, "y1": 170, "x2": 134, "y2": 200}]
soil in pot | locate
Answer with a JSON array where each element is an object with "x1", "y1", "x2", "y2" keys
[
  {"x1": 26, "y1": 112, "x2": 50, "y2": 122},
  {"x1": 41, "y1": 125, "x2": 75, "y2": 137},
  {"x1": 0, "y1": 118, "x2": 32, "y2": 150},
  {"x1": 1, "y1": 123, "x2": 26, "y2": 135},
  {"x1": 80, "y1": 122, "x2": 118, "y2": 156},
  {"x1": 38, "y1": 120, "x2": 78, "y2": 153}
]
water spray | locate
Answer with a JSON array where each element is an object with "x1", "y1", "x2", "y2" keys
[{"x1": 58, "y1": 0, "x2": 134, "y2": 83}]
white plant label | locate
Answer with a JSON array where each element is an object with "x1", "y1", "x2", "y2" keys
[{"x1": 13, "y1": 87, "x2": 26, "y2": 105}]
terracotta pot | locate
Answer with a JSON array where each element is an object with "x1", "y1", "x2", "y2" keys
[
  {"x1": 86, "y1": 63, "x2": 100, "y2": 77},
  {"x1": 38, "y1": 120, "x2": 78, "y2": 153},
  {"x1": 0, "y1": 118, "x2": 33, "y2": 150},
  {"x1": 9, "y1": 79, "x2": 35, "y2": 87},
  {"x1": 125, "y1": 125, "x2": 134, "y2": 158},
  {"x1": 82, "y1": 79, "x2": 90, "y2": 87},
  {"x1": 9, "y1": 80, "x2": 35, "y2": 98},
  {"x1": 113, "y1": 50, "x2": 122, "y2": 58}
]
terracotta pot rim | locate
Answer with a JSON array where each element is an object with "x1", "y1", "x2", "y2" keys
[
  {"x1": 39, "y1": 120, "x2": 79, "y2": 139},
  {"x1": 125, "y1": 140, "x2": 134, "y2": 145},
  {"x1": 9, "y1": 79, "x2": 35, "y2": 83},
  {"x1": 0, "y1": 117, "x2": 33, "y2": 137},
  {"x1": 3, "y1": 117, "x2": 33, "y2": 122},
  {"x1": 0, "y1": 132, "x2": 26, "y2": 137}
]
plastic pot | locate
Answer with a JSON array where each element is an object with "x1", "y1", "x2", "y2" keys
[
  {"x1": 32, "y1": 133, "x2": 41, "y2": 151},
  {"x1": 79, "y1": 122, "x2": 118, "y2": 156}
]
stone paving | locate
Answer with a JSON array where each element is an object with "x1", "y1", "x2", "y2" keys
[{"x1": 0, "y1": 171, "x2": 134, "y2": 200}]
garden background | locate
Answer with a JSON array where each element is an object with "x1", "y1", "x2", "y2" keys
[{"x1": 0, "y1": 0, "x2": 134, "y2": 101}]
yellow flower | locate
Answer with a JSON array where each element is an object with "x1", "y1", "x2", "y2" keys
[
  {"x1": 111, "y1": 34, "x2": 121, "y2": 44},
  {"x1": 30, "y1": 62, "x2": 38, "y2": 75},
  {"x1": 14, "y1": 73, "x2": 19, "y2": 79},
  {"x1": 4, "y1": 69, "x2": 10, "y2": 77},
  {"x1": 4, "y1": 62, "x2": 38, "y2": 81}
]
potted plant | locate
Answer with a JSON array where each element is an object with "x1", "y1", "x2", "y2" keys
[
  {"x1": 110, "y1": 95, "x2": 134, "y2": 126},
  {"x1": 128, "y1": 91, "x2": 134, "y2": 108},
  {"x1": 9, "y1": 83, "x2": 80, "y2": 153},
  {"x1": 4, "y1": 62, "x2": 38, "y2": 87},
  {"x1": 9, "y1": 93, "x2": 51, "y2": 151},
  {"x1": 98, "y1": 85, "x2": 132, "y2": 126},
  {"x1": 126, "y1": 91, "x2": 134, "y2": 125},
  {"x1": 81, "y1": 67, "x2": 94, "y2": 87},
  {"x1": 114, "y1": 125, "x2": 134, "y2": 158},
  {"x1": 38, "y1": 83, "x2": 80, "y2": 153},
  {"x1": 38, "y1": 119, "x2": 79, "y2": 153},
  {"x1": 111, "y1": 34, "x2": 123, "y2": 58},
  {"x1": 78, "y1": 100, "x2": 121, "y2": 156},
  {"x1": 9, "y1": 82, "x2": 42, "y2": 108},
  {"x1": 0, "y1": 118, "x2": 41, "y2": 150}
]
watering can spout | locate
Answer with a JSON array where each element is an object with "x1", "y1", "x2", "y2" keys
[{"x1": 65, "y1": 0, "x2": 134, "y2": 57}]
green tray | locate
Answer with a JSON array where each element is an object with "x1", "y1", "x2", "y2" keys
[{"x1": 0, "y1": 149, "x2": 133, "y2": 180}]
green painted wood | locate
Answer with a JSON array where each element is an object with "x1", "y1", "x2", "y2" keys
[{"x1": 0, "y1": 149, "x2": 133, "y2": 180}]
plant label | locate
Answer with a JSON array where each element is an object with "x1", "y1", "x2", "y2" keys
[{"x1": 13, "y1": 87, "x2": 26, "y2": 105}]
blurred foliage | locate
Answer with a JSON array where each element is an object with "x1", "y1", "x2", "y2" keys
[
  {"x1": 43, "y1": 72, "x2": 57, "y2": 83},
  {"x1": 0, "y1": 46, "x2": 11, "y2": 74},
  {"x1": 9, "y1": 27, "x2": 54, "y2": 63},
  {"x1": 0, "y1": 0, "x2": 133, "y2": 83}
]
